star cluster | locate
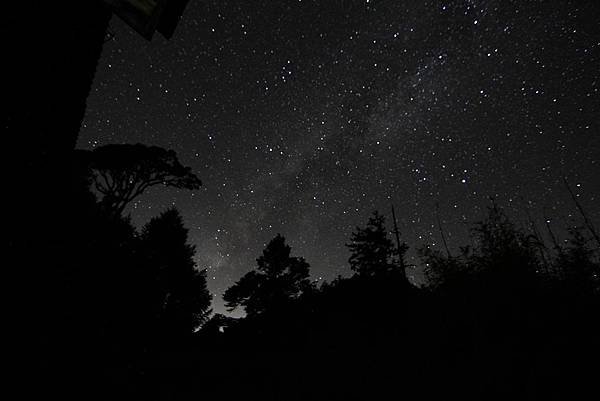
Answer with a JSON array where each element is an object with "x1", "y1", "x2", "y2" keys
[{"x1": 80, "y1": 0, "x2": 599, "y2": 314}]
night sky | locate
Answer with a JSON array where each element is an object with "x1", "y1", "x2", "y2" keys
[{"x1": 79, "y1": 0, "x2": 599, "y2": 314}]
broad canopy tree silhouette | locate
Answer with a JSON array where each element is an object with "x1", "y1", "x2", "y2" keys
[
  {"x1": 79, "y1": 143, "x2": 201, "y2": 215},
  {"x1": 223, "y1": 234, "x2": 314, "y2": 317}
]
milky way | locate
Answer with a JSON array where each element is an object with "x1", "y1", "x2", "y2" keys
[{"x1": 80, "y1": 0, "x2": 599, "y2": 313}]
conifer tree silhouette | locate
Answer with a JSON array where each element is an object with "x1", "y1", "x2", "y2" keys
[
  {"x1": 347, "y1": 211, "x2": 398, "y2": 276},
  {"x1": 140, "y1": 208, "x2": 212, "y2": 342}
]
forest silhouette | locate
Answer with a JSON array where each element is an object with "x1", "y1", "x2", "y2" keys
[
  {"x1": 32, "y1": 143, "x2": 600, "y2": 400},
  {"x1": 6, "y1": 3, "x2": 598, "y2": 400}
]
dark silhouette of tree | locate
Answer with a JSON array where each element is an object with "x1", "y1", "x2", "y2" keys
[
  {"x1": 140, "y1": 208, "x2": 212, "y2": 342},
  {"x1": 473, "y1": 204, "x2": 539, "y2": 269},
  {"x1": 347, "y1": 211, "x2": 399, "y2": 276},
  {"x1": 391, "y1": 204, "x2": 410, "y2": 271},
  {"x1": 422, "y1": 204, "x2": 542, "y2": 296},
  {"x1": 421, "y1": 245, "x2": 470, "y2": 289},
  {"x1": 79, "y1": 144, "x2": 201, "y2": 215},
  {"x1": 223, "y1": 234, "x2": 313, "y2": 317},
  {"x1": 556, "y1": 227, "x2": 599, "y2": 294}
]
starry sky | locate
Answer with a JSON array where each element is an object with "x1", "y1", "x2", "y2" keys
[{"x1": 79, "y1": 0, "x2": 600, "y2": 314}]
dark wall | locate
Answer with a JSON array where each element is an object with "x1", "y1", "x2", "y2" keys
[
  {"x1": 5, "y1": 2, "x2": 111, "y2": 398},
  {"x1": 7, "y1": 2, "x2": 111, "y2": 235}
]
